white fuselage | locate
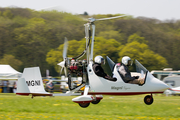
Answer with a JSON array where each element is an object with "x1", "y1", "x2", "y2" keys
[{"x1": 87, "y1": 63, "x2": 169, "y2": 95}]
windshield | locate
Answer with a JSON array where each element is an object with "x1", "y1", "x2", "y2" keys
[
  {"x1": 135, "y1": 59, "x2": 148, "y2": 74},
  {"x1": 106, "y1": 56, "x2": 115, "y2": 72}
]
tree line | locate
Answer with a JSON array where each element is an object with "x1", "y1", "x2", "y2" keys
[{"x1": 0, "y1": 7, "x2": 180, "y2": 76}]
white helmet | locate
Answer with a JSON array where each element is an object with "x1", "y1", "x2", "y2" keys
[
  {"x1": 94, "y1": 55, "x2": 105, "y2": 64},
  {"x1": 122, "y1": 56, "x2": 133, "y2": 66}
]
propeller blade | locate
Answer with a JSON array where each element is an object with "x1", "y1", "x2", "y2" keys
[
  {"x1": 63, "y1": 37, "x2": 68, "y2": 59},
  {"x1": 64, "y1": 67, "x2": 67, "y2": 77},
  {"x1": 59, "y1": 66, "x2": 67, "y2": 77},
  {"x1": 57, "y1": 61, "x2": 65, "y2": 67},
  {"x1": 84, "y1": 24, "x2": 90, "y2": 39},
  {"x1": 60, "y1": 67, "x2": 64, "y2": 76},
  {"x1": 58, "y1": 36, "x2": 69, "y2": 76}
]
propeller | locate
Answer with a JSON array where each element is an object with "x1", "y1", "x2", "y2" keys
[
  {"x1": 88, "y1": 15, "x2": 126, "y2": 23},
  {"x1": 63, "y1": 37, "x2": 68, "y2": 60},
  {"x1": 57, "y1": 37, "x2": 68, "y2": 77}
]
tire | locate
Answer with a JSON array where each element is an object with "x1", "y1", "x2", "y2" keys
[
  {"x1": 78, "y1": 103, "x2": 90, "y2": 108},
  {"x1": 144, "y1": 95, "x2": 154, "y2": 105},
  {"x1": 91, "y1": 99, "x2": 101, "y2": 104}
]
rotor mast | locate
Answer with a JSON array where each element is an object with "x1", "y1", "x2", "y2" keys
[{"x1": 90, "y1": 23, "x2": 95, "y2": 61}]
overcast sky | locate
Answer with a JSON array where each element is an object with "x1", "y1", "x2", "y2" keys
[{"x1": 1, "y1": 0, "x2": 180, "y2": 21}]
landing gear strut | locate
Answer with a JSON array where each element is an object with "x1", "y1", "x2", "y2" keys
[{"x1": 144, "y1": 94, "x2": 154, "y2": 105}]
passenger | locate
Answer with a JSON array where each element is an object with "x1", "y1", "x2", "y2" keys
[
  {"x1": 93, "y1": 55, "x2": 117, "y2": 82},
  {"x1": 46, "y1": 80, "x2": 54, "y2": 93},
  {"x1": 113, "y1": 63, "x2": 121, "y2": 78},
  {"x1": 119, "y1": 56, "x2": 144, "y2": 85}
]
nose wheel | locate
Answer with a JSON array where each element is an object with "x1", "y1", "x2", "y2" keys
[{"x1": 144, "y1": 94, "x2": 154, "y2": 105}]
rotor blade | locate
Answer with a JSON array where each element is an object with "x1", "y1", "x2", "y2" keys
[
  {"x1": 63, "y1": 37, "x2": 68, "y2": 59},
  {"x1": 95, "y1": 15, "x2": 126, "y2": 21},
  {"x1": 89, "y1": 15, "x2": 126, "y2": 22}
]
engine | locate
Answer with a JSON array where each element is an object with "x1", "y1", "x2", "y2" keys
[{"x1": 67, "y1": 59, "x2": 88, "y2": 90}]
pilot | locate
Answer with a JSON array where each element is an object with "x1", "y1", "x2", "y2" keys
[
  {"x1": 93, "y1": 55, "x2": 117, "y2": 82},
  {"x1": 119, "y1": 56, "x2": 144, "y2": 85}
]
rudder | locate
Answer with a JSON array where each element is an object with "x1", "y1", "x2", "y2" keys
[{"x1": 16, "y1": 67, "x2": 52, "y2": 97}]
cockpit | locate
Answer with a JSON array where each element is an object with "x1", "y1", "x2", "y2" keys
[{"x1": 106, "y1": 56, "x2": 148, "y2": 85}]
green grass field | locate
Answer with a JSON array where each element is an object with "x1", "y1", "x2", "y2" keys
[{"x1": 0, "y1": 93, "x2": 180, "y2": 120}]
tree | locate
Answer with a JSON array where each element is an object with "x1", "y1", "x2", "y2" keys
[
  {"x1": 83, "y1": 12, "x2": 88, "y2": 16},
  {"x1": 127, "y1": 33, "x2": 148, "y2": 44},
  {"x1": 97, "y1": 30, "x2": 123, "y2": 43},
  {"x1": 46, "y1": 39, "x2": 84, "y2": 73},
  {"x1": 118, "y1": 41, "x2": 168, "y2": 71},
  {"x1": 46, "y1": 37, "x2": 122, "y2": 73},
  {"x1": 1, "y1": 7, "x2": 180, "y2": 76},
  {"x1": 2, "y1": 10, "x2": 13, "y2": 19},
  {"x1": 0, "y1": 54, "x2": 22, "y2": 70},
  {"x1": 93, "y1": 37, "x2": 121, "y2": 61}
]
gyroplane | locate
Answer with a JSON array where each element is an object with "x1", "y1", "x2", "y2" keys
[{"x1": 16, "y1": 15, "x2": 169, "y2": 108}]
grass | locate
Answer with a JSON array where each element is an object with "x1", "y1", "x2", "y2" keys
[{"x1": 0, "y1": 93, "x2": 180, "y2": 120}]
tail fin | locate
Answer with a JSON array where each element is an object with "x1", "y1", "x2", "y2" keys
[{"x1": 16, "y1": 67, "x2": 52, "y2": 97}]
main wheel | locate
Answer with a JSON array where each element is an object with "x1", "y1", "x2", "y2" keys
[
  {"x1": 91, "y1": 99, "x2": 101, "y2": 104},
  {"x1": 78, "y1": 103, "x2": 90, "y2": 108},
  {"x1": 144, "y1": 95, "x2": 154, "y2": 105}
]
